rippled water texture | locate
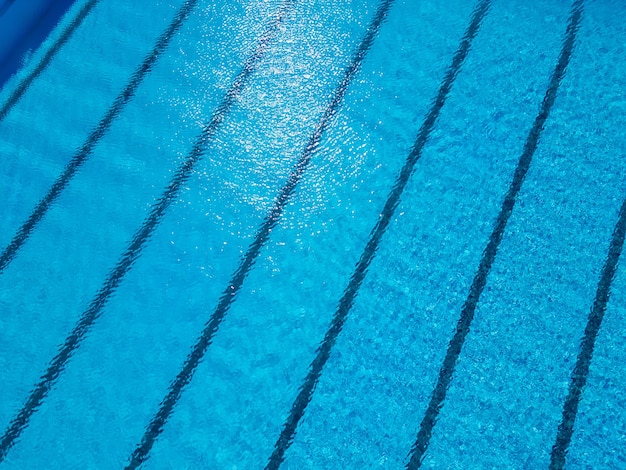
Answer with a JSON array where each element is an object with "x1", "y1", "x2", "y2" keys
[{"x1": 0, "y1": 0, "x2": 624, "y2": 468}]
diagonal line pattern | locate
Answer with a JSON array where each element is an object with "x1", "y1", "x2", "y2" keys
[
  {"x1": 0, "y1": 0, "x2": 99, "y2": 122},
  {"x1": 265, "y1": 1, "x2": 492, "y2": 469},
  {"x1": 0, "y1": 0, "x2": 297, "y2": 462},
  {"x1": 0, "y1": 0, "x2": 200, "y2": 273},
  {"x1": 125, "y1": 1, "x2": 395, "y2": 468},
  {"x1": 549, "y1": 197, "x2": 626, "y2": 469},
  {"x1": 406, "y1": 1, "x2": 584, "y2": 467}
]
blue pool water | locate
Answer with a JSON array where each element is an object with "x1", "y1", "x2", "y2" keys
[
  {"x1": 0, "y1": 0, "x2": 76, "y2": 87},
  {"x1": 0, "y1": 0, "x2": 625, "y2": 468}
]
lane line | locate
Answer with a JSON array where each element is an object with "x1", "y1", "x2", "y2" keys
[
  {"x1": 549, "y1": 198, "x2": 626, "y2": 469},
  {"x1": 265, "y1": 1, "x2": 492, "y2": 469},
  {"x1": 0, "y1": 0, "x2": 199, "y2": 273},
  {"x1": 0, "y1": 0, "x2": 296, "y2": 462},
  {"x1": 406, "y1": 1, "x2": 584, "y2": 467},
  {"x1": 0, "y1": 0, "x2": 99, "y2": 121},
  {"x1": 125, "y1": 2, "x2": 395, "y2": 468}
]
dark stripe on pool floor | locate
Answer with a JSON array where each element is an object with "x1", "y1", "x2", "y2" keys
[
  {"x1": 549, "y1": 197, "x2": 626, "y2": 469},
  {"x1": 406, "y1": 0, "x2": 584, "y2": 467},
  {"x1": 0, "y1": 0, "x2": 99, "y2": 121},
  {"x1": 125, "y1": 1, "x2": 394, "y2": 468},
  {"x1": 265, "y1": 1, "x2": 491, "y2": 468},
  {"x1": 0, "y1": 0, "x2": 296, "y2": 461},
  {"x1": 0, "y1": 0, "x2": 16, "y2": 16},
  {"x1": 0, "y1": 0, "x2": 199, "y2": 274}
]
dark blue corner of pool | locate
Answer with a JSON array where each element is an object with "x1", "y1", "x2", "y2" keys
[{"x1": 0, "y1": 0, "x2": 76, "y2": 88}]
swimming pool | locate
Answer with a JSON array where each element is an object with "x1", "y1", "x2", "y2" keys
[
  {"x1": 0, "y1": 0, "x2": 624, "y2": 468},
  {"x1": 0, "y1": 0, "x2": 76, "y2": 87}
]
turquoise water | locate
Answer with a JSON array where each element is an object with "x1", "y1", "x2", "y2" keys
[{"x1": 0, "y1": 0, "x2": 625, "y2": 468}]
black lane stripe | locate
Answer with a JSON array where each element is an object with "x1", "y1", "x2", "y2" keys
[
  {"x1": 265, "y1": 1, "x2": 491, "y2": 469},
  {"x1": 125, "y1": 2, "x2": 393, "y2": 468},
  {"x1": 0, "y1": 1, "x2": 296, "y2": 462},
  {"x1": 0, "y1": 0, "x2": 99, "y2": 122},
  {"x1": 0, "y1": 0, "x2": 200, "y2": 274},
  {"x1": 549, "y1": 197, "x2": 626, "y2": 469},
  {"x1": 406, "y1": 1, "x2": 584, "y2": 467}
]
